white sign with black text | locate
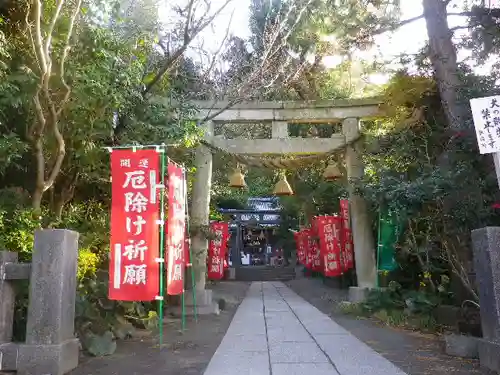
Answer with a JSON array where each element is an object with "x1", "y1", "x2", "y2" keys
[{"x1": 470, "y1": 95, "x2": 500, "y2": 154}]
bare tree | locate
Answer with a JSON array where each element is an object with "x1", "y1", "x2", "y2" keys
[
  {"x1": 187, "y1": 0, "x2": 317, "y2": 122},
  {"x1": 112, "y1": 0, "x2": 236, "y2": 138}
]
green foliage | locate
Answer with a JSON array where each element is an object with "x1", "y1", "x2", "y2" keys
[
  {"x1": 0, "y1": 188, "x2": 41, "y2": 260},
  {"x1": 339, "y1": 281, "x2": 443, "y2": 332},
  {"x1": 81, "y1": 331, "x2": 117, "y2": 357},
  {"x1": 0, "y1": 133, "x2": 26, "y2": 175},
  {"x1": 363, "y1": 281, "x2": 440, "y2": 314},
  {"x1": 359, "y1": 69, "x2": 500, "y2": 304},
  {"x1": 78, "y1": 248, "x2": 100, "y2": 281}
]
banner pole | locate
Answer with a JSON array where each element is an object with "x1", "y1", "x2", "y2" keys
[
  {"x1": 376, "y1": 209, "x2": 382, "y2": 288},
  {"x1": 181, "y1": 291, "x2": 186, "y2": 331},
  {"x1": 158, "y1": 145, "x2": 167, "y2": 348},
  {"x1": 183, "y1": 169, "x2": 198, "y2": 322}
]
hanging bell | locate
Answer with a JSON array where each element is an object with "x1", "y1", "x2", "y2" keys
[
  {"x1": 323, "y1": 161, "x2": 342, "y2": 181},
  {"x1": 273, "y1": 175, "x2": 294, "y2": 196},
  {"x1": 229, "y1": 167, "x2": 246, "y2": 188}
]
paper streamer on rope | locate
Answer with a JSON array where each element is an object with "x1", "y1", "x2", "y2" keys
[{"x1": 199, "y1": 133, "x2": 360, "y2": 170}]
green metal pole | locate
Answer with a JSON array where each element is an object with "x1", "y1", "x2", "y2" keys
[
  {"x1": 181, "y1": 291, "x2": 186, "y2": 331},
  {"x1": 376, "y1": 209, "x2": 382, "y2": 288},
  {"x1": 183, "y1": 168, "x2": 198, "y2": 322},
  {"x1": 181, "y1": 167, "x2": 186, "y2": 331},
  {"x1": 158, "y1": 145, "x2": 167, "y2": 348}
]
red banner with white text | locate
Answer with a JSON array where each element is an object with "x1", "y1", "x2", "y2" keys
[
  {"x1": 309, "y1": 231, "x2": 322, "y2": 272},
  {"x1": 109, "y1": 149, "x2": 160, "y2": 301},
  {"x1": 294, "y1": 230, "x2": 307, "y2": 265},
  {"x1": 302, "y1": 229, "x2": 313, "y2": 269},
  {"x1": 339, "y1": 199, "x2": 354, "y2": 270},
  {"x1": 207, "y1": 222, "x2": 229, "y2": 280},
  {"x1": 316, "y1": 216, "x2": 343, "y2": 277},
  {"x1": 166, "y1": 162, "x2": 186, "y2": 295}
]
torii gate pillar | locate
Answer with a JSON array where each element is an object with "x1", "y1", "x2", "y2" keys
[
  {"x1": 190, "y1": 121, "x2": 214, "y2": 292},
  {"x1": 343, "y1": 118, "x2": 377, "y2": 298}
]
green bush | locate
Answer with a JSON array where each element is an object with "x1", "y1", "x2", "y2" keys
[
  {"x1": 350, "y1": 281, "x2": 444, "y2": 332},
  {"x1": 363, "y1": 281, "x2": 441, "y2": 314}
]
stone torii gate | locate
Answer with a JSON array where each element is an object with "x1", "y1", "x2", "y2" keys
[{"x1": 189, "y1": 98, "x2": 383, "y2": 299}]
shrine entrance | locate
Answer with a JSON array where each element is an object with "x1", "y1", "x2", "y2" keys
[
  {"x1": 182, "y1": 98, "x2": 384, "y2": 294},
  {"x1": 220, "y1": 197, "x2": 282, "y2": 268}
]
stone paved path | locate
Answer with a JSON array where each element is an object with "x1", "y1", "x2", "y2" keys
[{"x1": 203, "y1": 281, "x2": 408, "y2": 375}]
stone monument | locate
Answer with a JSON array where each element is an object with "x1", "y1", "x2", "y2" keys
[
  {"x1": 0, "y1": 229, "x2": 80, "y2": 375},
  {"x1": 471, "y1": 226, "x2": 500, "y2": 372}
]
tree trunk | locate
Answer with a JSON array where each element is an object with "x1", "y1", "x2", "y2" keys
[
  {"x1": 52, "y1": 171, "x2": 78, "y2": 219},
  {"x1": 31, "y1": 138, "x2": 45, "y2": 213},
  {"x1": 422, "y1": 0, "x2": 467, "y2": 131},
  {"x1": 32, "y1": 186, "x2": 43, "y2": 214}
]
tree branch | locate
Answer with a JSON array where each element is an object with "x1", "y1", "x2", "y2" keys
[
  {"x1": 32, "y1": 0, "x2": 47, "y2": 75},
  {"x1": 28, "y1": 0, "x2": 83, "y2": 209},
  {"x1": 45, "y1": 0, "x2": 65, "y2": 67},
  {"x1": 57, "y1": 0, "x2": 83, "y2": 117},
  {"x1": 370, "y1": 14, "x2": 425, "y2": 36},
  {"x1": 369, "y1": 7, "x2": 500, "y2": 38},
  {"x1": 450, "y1": 25, "x2": 470, "y2": 32},
  {"x1": 143, "y1": 0, "x2": 233, "y2": 95},
  {"x1": 199, "y1": 11, "x2": 233, "y2": 83},
  {"x1": 183, "y1": 0, "x2": 195, "y2": 44}
]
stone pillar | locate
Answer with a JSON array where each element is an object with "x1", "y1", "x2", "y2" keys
[
  {"x1": 342, "y1": 118, "x2": 377, "y2": 294},
  {"x1": 17, "y1": 229, "x2": 80, "y2": 375},
  {"x1": 0, "y1": 251, "x2": 17, "y2": 344},
  {"x1": 272, "y1": 121, "x2": 288, "y2": 138},
  {"x1": 0, "y1": 251, "x2": 18, "y2": 371},
  {"x1": 191, "y1": 121, "x2": 214, "y2": 292},
  {"x1": 471, "y1": 227, "x2": 500, "y2": 372},
  {"x1": 230, "y1": 223, "x2": 241, "y2": 268}
]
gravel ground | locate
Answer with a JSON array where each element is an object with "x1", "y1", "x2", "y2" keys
[
  {"x1": 70, "y1": 282, "x2": 250, "y2": 375},
  {"x1": 286, "y1": 277, "x2": 493, "y2": 375}
]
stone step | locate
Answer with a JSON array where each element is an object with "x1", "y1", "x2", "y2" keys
[{"x1": 235, "y1": 267, "x2": 296, "y2": 281}]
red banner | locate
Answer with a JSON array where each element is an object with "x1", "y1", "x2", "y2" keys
[
  {"x1": 339, "y1": 199, "x2": 350, "y2": 230},
  {"x1": 166, "y1": 163, "x2": 186, "y2": 295},
  {"x1": 343, "y1": 229, "x2": 354, "y2": 270},
  {"x1": 303, "y1": 229, "x2": 313, "y2": 269},
  {"x1": 207, "y1": 222, "x2": 229, "y2": 280},
  {"x1": 317, "y1": 216, "x2": 343, "y2": 277},
  {"x1": 109, "y1": 149, "x2": 160, "y2": 301},
  {"x1": 294, "y1": 231, "x2": 306, "y2": 265},
  {"x1": 309, "y1": 231, "x2": 322, "y2": 272},
  {"x1": 339, "y1": 199, "x2": 354, "y2": 270},
  {"x1": 293, "y1": 232, "x2": 300, "y2": 264}
]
